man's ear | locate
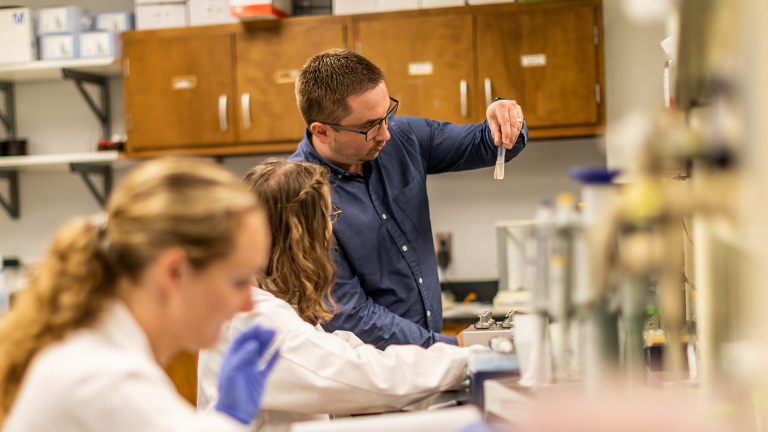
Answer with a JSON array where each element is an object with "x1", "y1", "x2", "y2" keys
[
  {"x1": 310, "y1": 122, "x2": 333, "y2": 145},
  {"x1": 155, "y1": 247, "x2": 188, "y2": 296}
]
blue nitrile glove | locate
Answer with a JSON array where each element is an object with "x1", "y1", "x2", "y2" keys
[{"x1": 215, "y1": 325, "x2": 279, "y2": 424}]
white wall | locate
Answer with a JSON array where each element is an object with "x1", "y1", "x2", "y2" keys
[
  {"x1": 0, "y1": 0, "x2": 606, "y2": 283},
  {"x1": 602, "y1": 0, "x2": 668, "y2": 170}
]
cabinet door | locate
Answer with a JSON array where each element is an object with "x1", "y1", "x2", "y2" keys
[
  {"x1": 236, "y1": 19, "x2": 347, "y2": 143},
  {"x1": 476, "y1": 3, "x2": 601, "y2": 135},
  {"x1": 353, "y1": 13, "x2": 475, "y2": 124},
  {"x1": 124, "y1": 33, "x2": 237, "y2": 152}
]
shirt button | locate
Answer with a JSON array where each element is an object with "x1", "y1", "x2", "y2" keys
[
  {"x1": 427, "y1": 310, "x2": 431, "y2": 317},
  {"x1": 337, "y1": 174, "x2": 342, "y2": 179},
  {"x1": 382, "y1": 214, "x2": 387, "y2": 219},
  {"x1": 402, "y1": 245, "x2": 408, "y2": 251},
  {"x1": 419, "y1": 278, "x2": 423, "y2": 283}
]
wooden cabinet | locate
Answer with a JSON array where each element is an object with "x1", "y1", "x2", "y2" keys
[
  {"x1": 123, "y1": 0, "x2": 604, "y2": 156},
  {"x1": 123, "y1": 18, "x2": 347, "y2": 157},
  {"x1": 475, "y1": 0, "x2": 604, "y2": 137},
  {"x1": 352, "y1": 13, "x2": 475, "y2": 124},
  {"x1": 236, "y1": 19, "x2": 346, "y2": 143},
  {"x1": 123, "y1": 28, "x2": 238, "y2": 152}
]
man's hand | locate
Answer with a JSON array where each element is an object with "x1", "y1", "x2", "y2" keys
[{"x1": 486, "y1": 99, "x2": 525, "y2": 149}]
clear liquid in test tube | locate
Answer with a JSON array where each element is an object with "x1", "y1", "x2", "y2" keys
[{"x1": 493, "y1": 143, "x2": 505, "y2": 180}]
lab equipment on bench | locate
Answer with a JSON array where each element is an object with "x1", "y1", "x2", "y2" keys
[
  {"x1": 468, "y1": 336, "x2": 519, "y2": 409},
  {"x1": 462, "y1": 310, "x2": 515, "y2": 347}
]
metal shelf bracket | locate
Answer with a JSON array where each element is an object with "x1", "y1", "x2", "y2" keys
[
  {"x1": 0, "y1": 81, "x2": 15, "y2": 139},
  {"x1": 62, "y1": 69, "x2": 111, "y2": 140},
  {"x1": 0, "y1": 170, "x2": 20, "y2": 219},
  {"x1": 70, "y1": 163, "x2": 112, "y2": 208}
]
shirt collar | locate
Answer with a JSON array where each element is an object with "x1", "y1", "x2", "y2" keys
[
  {"x1": 97, "y1": 300, "x2": 157, "y2": 363},
  {"x1": 296, "y1": 129, "x2": 360, "y2": 179}
]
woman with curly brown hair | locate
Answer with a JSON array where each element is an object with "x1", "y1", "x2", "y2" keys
[
  {"x1": 0, "y1": 158, "x2": 278, "y2": 432},
  {"x1": 198, "y1": 158, "x2": 471, "y2": 432}
]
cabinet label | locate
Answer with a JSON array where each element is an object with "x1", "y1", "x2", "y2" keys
[
  {"x1": 274, "y1": 69, "x2": 299, "y2": 84},
  {"x1": 408, "y1": 62, "x2": 433, "y2": 76},
  {"x1": 521, "y1": 54, "x2": 547, "y2": 68},
  {"x1": 171, "y1": 75, "x2": 197, "y2": 90}
]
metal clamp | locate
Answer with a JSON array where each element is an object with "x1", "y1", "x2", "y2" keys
[
  {"x1": 475, "y1": 310, "x2": 494, "y2": 329},
  {"x1": 501, "y1": 310, "x2": 517, "y2": 328}
]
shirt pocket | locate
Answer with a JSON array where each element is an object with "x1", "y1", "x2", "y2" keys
[{"x1": 393, "y1": 179, "x2": 430, "y2": 233}]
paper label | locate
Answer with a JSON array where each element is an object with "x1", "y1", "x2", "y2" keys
[
  {"x1": 274, "y1": 69, "x2": 299, "y2": 84},
  {"x1": 171, "y1": 75, "x2": 198, "y2": 90},
  {"x1": 521, "y1": 54, "x2": 546, "y2": 68},
  {"x1": 408, "y1": 61, "x2": 433, "y2": 76}
]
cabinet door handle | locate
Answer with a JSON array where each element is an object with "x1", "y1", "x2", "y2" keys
[
  {"x1": 484, "y1": 77, "x2": 492, "y2": 107},
  {"x1": 241, "y1": 92, "x2": 252, "y2": 130},
  {"x1": 218, "y1": 95, "x2": 228, "y2": 132},
  {"x1": 460, "y1": 79, "x2": 468, "y2": 118}
]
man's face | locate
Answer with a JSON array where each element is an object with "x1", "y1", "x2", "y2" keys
[{"x1": 325, "y1": 82, "x2": 393, "y2": 166}]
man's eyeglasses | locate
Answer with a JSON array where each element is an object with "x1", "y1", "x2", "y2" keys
[
  {"x1": 330, "y1": 205, "x2": 342, "y2": 224},
  {"x1": 323, "y1": 97, "x2": 399, "y2": 142}
]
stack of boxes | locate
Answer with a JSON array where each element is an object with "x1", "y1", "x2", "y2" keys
[
  {"x1": 37, "y1": 7, "x2": 133, "y2": 61},
  {"x1": 333, "y1": 0, "x2": 515, "y2": 15},
  {"x1": 135, "y1": 0, "x2": 189, "y2": 29},
  {"x1": 135, "y1": 0, "x2": 294, "y2": 29}
]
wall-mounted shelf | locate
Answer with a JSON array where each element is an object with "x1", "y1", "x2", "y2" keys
[
  {"x1": 0, "y1": 59, "x2": 119, "y2": 140},
  {"x1": 0, "y1": 150, "x2": 122, "y2": 170},
  {"x1": 0, "y1": 58, "x2": 121, "y2": 82},
  {"x1": 0, "y1": 151, "x2": 135, "y2": 219}
]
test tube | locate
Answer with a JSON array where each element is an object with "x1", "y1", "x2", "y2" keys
[{"x1": 493, "y1": 144, "x2": 505, "y2": 180}]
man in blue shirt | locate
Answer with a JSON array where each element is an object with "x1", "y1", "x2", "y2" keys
[{"x1": 288, "y1": 48, "x2": 527, "y2": 349}]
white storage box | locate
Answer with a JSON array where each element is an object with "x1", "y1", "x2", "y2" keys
[
  {"x1": 190, "y1": 0, "x2": 238, "y2": 26},
  {"x1": 467, "y1": 0, "x2": 514, "y2": 4},
  {"x1": 333, "y1": 0, "x2": 376, "y2": 15},
  {"x1": 0, "y1": 7, "x2": 37, "y2": 64},
  {"x1": 40, "y1": 34, "x2": 78, "y2": 60},
  {"x1": 377, "y1": 0, "x2": 419, "y2": 12},
  {"x1": 38, "y1": 7, "x2": 92, "y2": 35},
  {"x1": 95, "y1": 11, "x2": 134, "y2": 33},
  {"x1": 79, "y1": 31, "x2": 120, "y2": 58},
  {"x1": 230, "y1": 0, "x2": 293, "y2": 19},
  {"x1": 136, "y1": 3, "x2": 188, "y2": 30},
  {"x1": 421, "y1": 0, "x2": 466, "y2": 8}
]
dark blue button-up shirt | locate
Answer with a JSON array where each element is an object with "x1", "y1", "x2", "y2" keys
[{"x1": 289, "y1": 116, "x2": 527, "y2": 349}]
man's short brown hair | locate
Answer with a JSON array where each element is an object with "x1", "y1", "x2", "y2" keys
[{"x1": 295, "y1": 48, "x2": 385, "y2": 127}]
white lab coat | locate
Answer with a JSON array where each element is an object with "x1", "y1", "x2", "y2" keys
[
  {"x1": 198, "y1": 287, "x2": 470, "y2": 432},
  {"x1": 4, "y1": 301, "x2": 248, "y2": 432}
]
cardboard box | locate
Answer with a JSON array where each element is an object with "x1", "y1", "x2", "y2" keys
[
  {"x1": 136, "y1": 3, "x2": 188, "y2": 30},
  {"x1": 230, "y1": 0, "x2": 292, "y2": 19},
  {"x1": 377, "y1": 0, "x2": 419, "y2": 12},
  {"x1": 0, "y1": 8, "x2": 37, "y2": 64},
  {"x1": 79, "y1": 31, "x2": 120, "y2": 58},
  {"x1": 40, "y1": 34, "x2": 78, "y2": 60},
  {"x1": 189, "y1": 0, "x2": 238, "y2": 26},
  {"x1": 95, "y1": 11, "x2": 134, "y2": 33},
  {"x1": 38, "y1": 6, "x2": 92, "y2": 35},
  {"x1": 294, "y1": 0, "x2": 331, "y2": 16},
  {"x1": 421, "y1": 0, "x2": 466, "y2": 8},
  {"x1": 333, "y1": 0, "x2": 376, "y2": 15}
]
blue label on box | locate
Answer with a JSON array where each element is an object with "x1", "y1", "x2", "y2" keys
[{"x1": 12, "y1": 11, "x2": 25, "y2": 25}]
